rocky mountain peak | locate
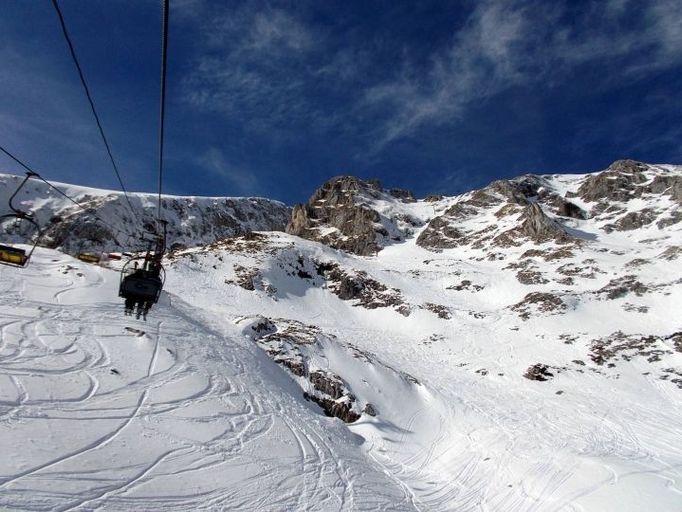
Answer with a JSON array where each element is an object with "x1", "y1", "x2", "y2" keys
[
  {"x1": 572, "y1": 160, "x2": 682, "y2": 230},
  {"x1": 286, "y1": 176, "x2": 421, "y2": 256},
  {"x1": 417, "y1": 173, "x2": 576, "y2": 252},
  {"x1": 607, "y1": 159, "x2": 649, "y2": 174},
  {"x1": 310, "y1": 175, "x2": 380, "y2": 202},
  {"x1": 417, "y1": 159, "x2": 682, "y2": 253},
  {"x1": 576, "y1": 159, "x2": 650, "y2": 203}
]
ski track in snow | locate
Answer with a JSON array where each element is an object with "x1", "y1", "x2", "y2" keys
[{"x1": 0, "y1": 250, "x2": 410, "y2": 511}]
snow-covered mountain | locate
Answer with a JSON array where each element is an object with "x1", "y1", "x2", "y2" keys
[
  {"x1": 0, "y1": 172, "x2": 290, "y2": 254},
  {"x1": 1, "y1": 160, "x2": 681, "y2": 510}
]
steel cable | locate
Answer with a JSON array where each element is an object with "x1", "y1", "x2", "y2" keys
[{"x1": 51, "y1": 0, "x2": 140, "y2": 224}]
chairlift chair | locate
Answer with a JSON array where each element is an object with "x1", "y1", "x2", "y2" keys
[
  {"x1": 118, "y1": 256, "x2": 166, "y2": 304},
  {"x1": 77, "y1": 252, "x2": 101, "y2": 264},
  {"x1": 75, "y1": 226, "x2": 108, "y2": 264},
  {"x1": 118, "y1": 227, "x2": 167, "y2": 319},
  {"x1": 0, "y1": 173, "x2": 43, "y2": 268}
]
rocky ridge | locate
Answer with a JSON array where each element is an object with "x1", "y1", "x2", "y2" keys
[
  {"x1": 416, "y1": 160, "x2": 681, "y2": 255},
  {"x1": 0, "y1": 173, "x2": 290, "y2": 254}
]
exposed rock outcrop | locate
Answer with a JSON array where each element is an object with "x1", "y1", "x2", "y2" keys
[
  {"x1": 659, "y1": 246, "x2": 681, "y2": 260},
  {"x1": 241, "y1": 317, "x2": 362, "y2": 422},
  {"x1": 286, "y1": 176, "x2": 421, "y2": 256},
  {"x1": 524, "y1": 364, "x2": 554, "y2": 381},
  {"x1": 238, "y1": 315, "x2": 420, "y2": 423},
  {"x1": 314, "y1": 260, "x2": 410, "y2": 315},
  {"x1": 555, "y1": 198, "x2": 586, "y2": 219},
  {"x1": 604, "y1": 209, "x2": 658, "y2": 232},
  {"x1": 589, "y1": 331, "x2": 676, "y2": 366},
  {"x1": 516, "y1": 270, "x2": 549, "y2": 285},
  {"x1": 491, "y1": 203, "x2": 574, "y2": 248},
  {"x1": 597, "y1": 276, "x2": 649, "y2": 299},
  {"x1": 416, "y1": 216, "x2": 467, "y2": 250},
  {"x1": 519, "y1": 203, "x2": 572, "y2": 243},
  {"x1": 303, "y1": 393, "x2": 360, "y2": 423},
  {"x1": 511, "y1": 292, "x2": 567, "y2": 320}
]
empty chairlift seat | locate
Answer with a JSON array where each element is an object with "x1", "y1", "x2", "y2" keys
[
  {"x1": 0, "y1": 172, "x2": 44, "y2": 268},
  {"x1": 77, "y1": 253, "x2": 101, "y2": 264},
  {"x1": 0, "y1": 244, "x2": 28, "y2": 267}
]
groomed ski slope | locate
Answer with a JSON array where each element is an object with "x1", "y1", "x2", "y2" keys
[{"x1": 0, "y1": 248, "x2": 409, "y2": 511}]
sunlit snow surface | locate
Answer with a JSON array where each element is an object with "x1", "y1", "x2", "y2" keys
[
  {"x1": 2, "y1": 237, "x2": 680, "y2": 510},
  {"x1": 1, "y1": 165, "x2": 682, "y2": 510},
  {"x1": 0, "y1": 250, "x2": 408, "y2": 510}
]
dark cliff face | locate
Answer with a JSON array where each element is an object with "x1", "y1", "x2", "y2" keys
[{"x1": 286, "y1": 176, "x2": 419, "y2": 256}]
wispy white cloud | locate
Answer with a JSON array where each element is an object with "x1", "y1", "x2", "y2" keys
[
  {"x1": 196, "y1": 147, "x2": 259, "y2": 195},
  {"x1": 361, "y1": 0, "x2": 682, "y2": 151},
  {"x1": 183, "y1": 5, "x2": 328, "y2": 133},
  {"x1": 360, "y1": 1, "x2": 538, "y2": 150},
  {"x1": 204, "y1": 6, "x2": 316, "y2": 54},
  {"x1": 181, "y1": 0, "x2": 682, "y2": 156}
]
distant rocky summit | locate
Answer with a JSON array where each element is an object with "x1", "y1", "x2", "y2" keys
[
  {"x1": 285, "y1": 160, "x2": 680, "y2": 258},
  {"x1": 286, "y1": 176, "x2": 421, "y2": 255},
  {"x1": 417, "y1": 159, "x2": 680, "y2": 253},
  {"x1": 416, "y1": 174, "x2": 578, "y2": 251},
  {"x1": 576, "y1": 159, "x2": 682, "y2": 205},
  {"x1": 575, "y1": 159, "x2": 682, "y2": 230}
]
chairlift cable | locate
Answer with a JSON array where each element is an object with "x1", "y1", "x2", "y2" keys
[
  {"x1": 50, "y1": 0, "x2": 139, "y2": 224},
  {"x1": 119, "y1": 0, "x2": 169, "y2": 319},
  {"x1": 156, "y1": 0, "x2": 170, "y2": 227}
]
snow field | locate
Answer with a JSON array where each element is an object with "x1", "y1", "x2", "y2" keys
[
  {"x1": 0, "y1": 249, "x2": 412, "y2": 511},
  {"x1": 1, "y1": 163, "x2": 681, "y2": 511},
  {"x1": 165, "y1": 226, "x2": 682, "y2": 511}
]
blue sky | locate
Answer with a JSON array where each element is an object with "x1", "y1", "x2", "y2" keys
[{"x1": 0, "y1": 0, "x2": 680, "y2": 204}]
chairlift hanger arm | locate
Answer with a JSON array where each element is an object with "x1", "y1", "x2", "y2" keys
[{"x1": 8, "y1": 172, "x2": 38, "y2": 216}]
